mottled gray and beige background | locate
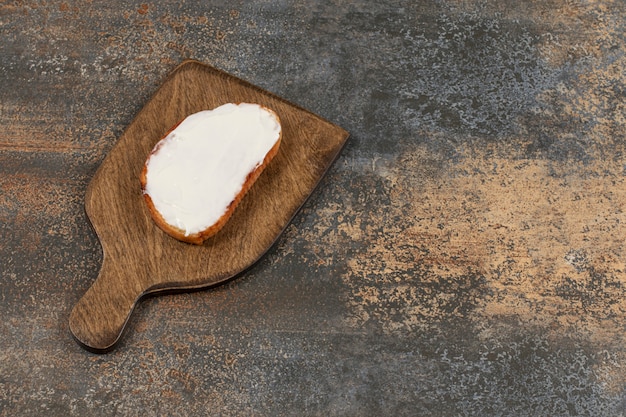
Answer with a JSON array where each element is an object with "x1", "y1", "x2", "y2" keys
[{"x1": 1, "y1": 1, "x2": 625, "y2": 416}]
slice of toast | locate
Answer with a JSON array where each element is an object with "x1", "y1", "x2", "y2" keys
[{"x1": 140, "y1": 103, "x2": 282, "y2": 245}]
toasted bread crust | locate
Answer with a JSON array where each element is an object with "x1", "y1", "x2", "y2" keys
[{"x1": 140, "y1": 105, "x2": 281, "y2": 245}]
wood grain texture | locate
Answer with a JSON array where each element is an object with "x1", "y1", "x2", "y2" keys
[{"x1": 69, "y1": 60, "x2": 349, "y2": 352}]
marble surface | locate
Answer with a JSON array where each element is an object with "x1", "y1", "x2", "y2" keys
[{"x1": 1, "y1": 1, "x2": 625, "y2": 415}]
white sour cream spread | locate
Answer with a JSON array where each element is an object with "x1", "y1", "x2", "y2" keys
[{"x1": 143, "y1": 103, "x2": 281, "y2": 236}]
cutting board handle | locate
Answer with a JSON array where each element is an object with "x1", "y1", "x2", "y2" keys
[{"x1": 69, "y1": 259, "x2": 143, "y2": 353}]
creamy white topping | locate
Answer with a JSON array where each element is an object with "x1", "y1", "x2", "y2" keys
[{"x1": 143, "y1": 103, "x2": 281, "y2": 236}]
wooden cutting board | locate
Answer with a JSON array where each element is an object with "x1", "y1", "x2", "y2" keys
[{"x1": 69, "y1": 60, "x2": 349, "y2": 353}]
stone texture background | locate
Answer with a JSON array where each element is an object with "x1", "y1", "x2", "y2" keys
[{"x1": 1, "y1": 1, "x2": 625, "y2": 415}]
